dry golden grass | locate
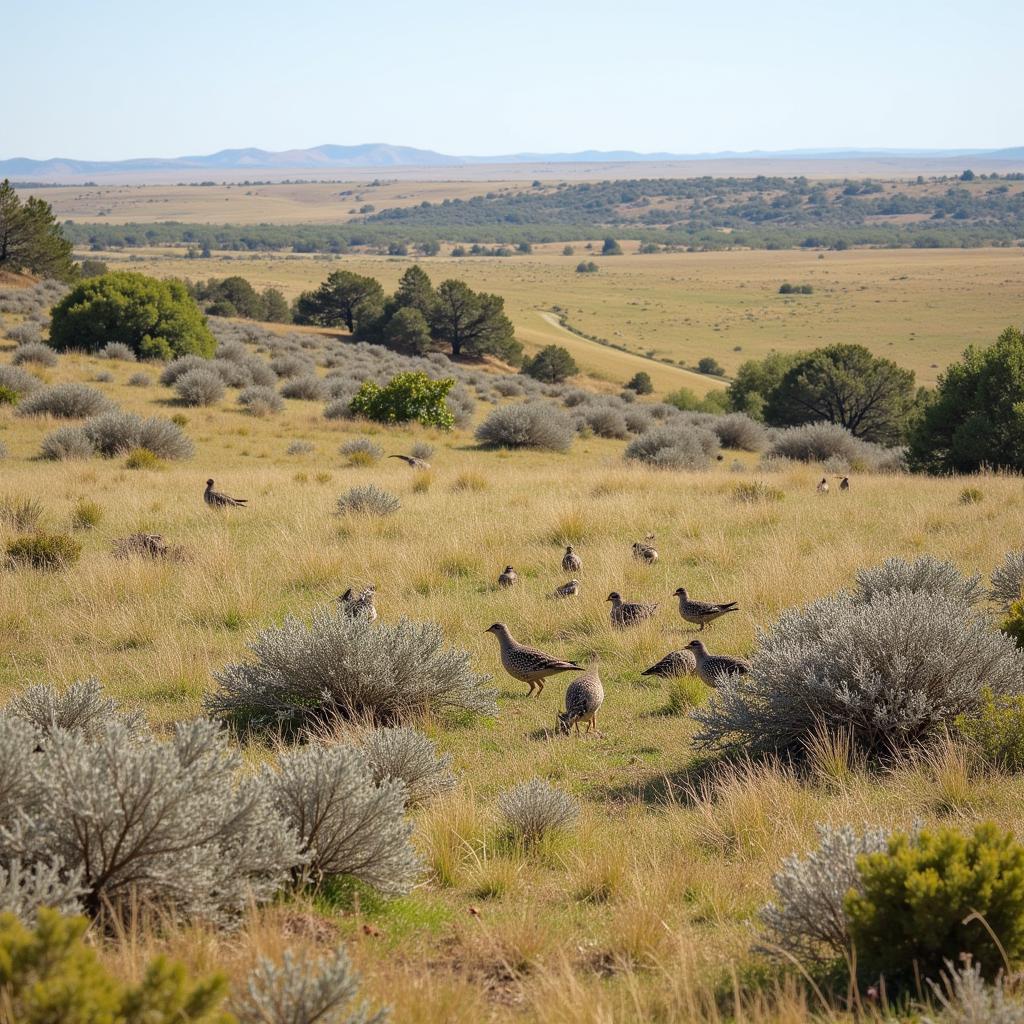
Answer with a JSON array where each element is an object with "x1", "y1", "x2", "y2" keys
[{"x1": 6, "y1": 330, "x2": 1024, "y2": 1021}]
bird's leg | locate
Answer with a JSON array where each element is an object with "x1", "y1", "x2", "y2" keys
[
  {"x1": 536, "y1": 679, "x2": 544, "y2": 695},
  {"x1": 527, "y1": 681, "x2": 536, "y2": 697}
]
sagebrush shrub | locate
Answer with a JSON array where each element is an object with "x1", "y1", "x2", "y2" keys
[
  {"x1": 446, "y1": 383, "x2": 476, "y2": 427},
  {"x1": 83, "y1": 410, "x2": 194, "y2": 460},
  {"x1": 711, "y1": 413, "x2": 769, "y2": 452},
  {"x1": 339, "y1": 438, "x2": 383, "y2": 466},
  {"x1": 160, "y1": 355, "x2": 209, "y2": 386},
  {"x1": 335, "y1": 485, "x2": 399, "y2": 517},
  {"x1": 207, "y1": 611, "x2": 496, "y2": 730},
  {"x1": 238, "y1": 385, "x2": 283, "y2": 416},
  {"x1": 582, "y1": 405, "x2": 629, "y2": 439},
  {"x1": 410, "y1": 441, "x2": 435, "y2": 461},
  {"x1": 695, "y1": 588, "x2": 1024, "y2": 762},
  {"x1": 93, "y1": 370, "x2": 114, "y2": 383},
  {"x1": 280, "y1": 374, "x2": 328, "y2": 401},
  {"x1": 270, "y1": 354, "x2": 316, "y2": 379},
  {"x1": 759, "y1": 823, "x2": 889, "y2": 963},
  {"x1": 854, "y1": 555, "x2": 984, "y2": 607},
  {"x1": 175, "y1": 368, "x2": 225, "y2": 406},
  {"x1": 286, "y1": 440, "x2": 314, "y2": 455},
  {"x1": 324, "y1": 397, "x2": 357, "y2": 421},
  {"x1": 16, "y1": 383, "x2": 111, "y2": 419},
  {"x1": 475, "y1": 401, "x2": 575, "y2": 452},
  {"x1": 0, "y1": 858, "x2": 85, "y2": 922},
  {"x1": 39, "y1": 425, "x2": 94, "y2": 461},
  {"x1": 99, "y1": 341, "x2": 137, "y2": 361},
  {"x1": 267, "y1": 744, "x2": 419, "y2": 894},
  {"x1": 11, "y1": 343, "x2": 57, "y2": 368},
  {"x1": 5, "y1": 679, "x2": 143, "y2": 741},
  {"x1": 924, "y1": 959, "x2": 1024, "y2": 1024},
  {"x1": 5, "y1": 533, "x2": 81, "y2": 570},
  {"x1": 232, "y1": 947, "x2": 386, "y2": 1024},
  {"x1": 624, "y1": 423, "x2": 719, "y2": 470},
  {"x1": 127, "y1": 371, "x2": 151, "y2": 387},
  {"x1": 767, "y1": 421, "x2": 901, "y2": 471},
  {"x1": 0, "y1": 365, "x2": 42, "y2": 399},
  {"x1": 5, "y1": 322, "x2": 41, "y2": 346},
  {"x1": 362, "y1": 726, "x2": 457, "y2": 805},
  {"x1": 498, "y1": 779, "x2": 579, "y2": 844},
  {"x1": 848, "y1": 823, "x2": 1024, "y2": 986},
  {"x1": 992, "y1": 551, "x2": 1024, "y2": 612}
]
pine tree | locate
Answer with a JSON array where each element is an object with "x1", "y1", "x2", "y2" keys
[{"x1": 0, "y1": 180, "x2": 75, "y2": 281}]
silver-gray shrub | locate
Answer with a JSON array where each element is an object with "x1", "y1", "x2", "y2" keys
[
  {"x1": 924, "y1": 959, "x2": 1024, "y2": 1024},
  {"x1": 82, "y1": 410, "x2": 194, "y2": 460},
  {"x1": 475, "y1": 401, "x2": 574, "y2": 452},
  {"x1": 232, "y1": 947, "x2": 388, "y2": 1024},
  {"x1": 767, "y1": 421, "x2": 903, "y2": 472},
  {"x1": 711, "y1": 413, "x2": 769, "y2": 452},
  {"x1": 0, "y1": 364, "x2": 42, "y2": 399},
  {"x1": 694, "y1": 589, "x2": 1024, "y2": 762},
  {"x1": 127, "y1": 371, "x2": 151, "y2": 387},
  {"x1": 239, "y1": 385, "x2": 284, "y2": 416},
  {"x1": 271, "y1": 353, "x2": 317, "y2": 379},
  {"x1": 361, "y1": 726, "x2": 456, "y2": 806},
  {"x1": 11, "y1": 342, "x2": 57, "y2": 368},
  {"x1": 99, "y1": 342, "x2": 136, "y2": 361},
  {"x1": 0, "y1": 857, "x2": 85, "y2": 923},
  {"x1": 582, "y1": 405, "x2": 629, "y2": 439},
  {"x1": 446, "y1": 383, "x2": 477, "y2": 428},
  {"x1": 5, "y1": 679, "x2": 144, "y2": 741},
  {"x1": 175, "y1": 367, "x2": 225, "y2": 406},
  {"x1": 6, "y1": 322, "x2": 42, "y2": 346},
  {"x1": 209, "y1": 357, "x2": 253, "y2": 388},
  {"x1": 159, "y1": 354, "x2": 209, "y2": 386},
  {"x1": 759, "y1": 823, "x2": 889, "y2": 963},
  {"x1": 339, "y1": 438, "x2": 383, "y2": 463},
  {"x1": 266, "y1": 744, "x2": 419, "y2": 894},
  {"x1": 207, "y1": 611, "x2": 497, "y2": 731},
  {"x1": 287, "y1": 440, "x2": 314, "y2": 455},
  {"x1": 281, "y1": 374, "x2": 329, "y2": 401},
  {"x1": 0, "y1": 717, "x2": 301, "y2": 921},
  {"x1": 16, "y1": 382, "x2": 111, "y2": 419},
  {"x1": 324, "y1": 397, "x2": 357, "y2": 421},
  {"x1": 624, "y1": 423, "x2": 719, "y2": 470},
  {"x1": 335, "y1": 485, "x2": 399, "y2": 517},
  {"x1": 855, "y1": 555, "x2": 984, "y2": 607},
  {"x1": 624, "y1": 407, "x2": 654, "y2": 434},
  {"x1": 991, "y1": 550, "x2": 1024, "y2": 612},
  {"x1": 498, "y1": 778, "x2": 579, "y2": 844},
  {"x1": 410, "y1": 441, "x2": 434, "y2": 461},
  {"x1": 39, "y1": 425, "x2": 95, "y2": 461}
]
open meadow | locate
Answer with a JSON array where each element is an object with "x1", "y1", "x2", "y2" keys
[{"x1": 4, "y1": 286, "x2": 1024, "y2": 1020}]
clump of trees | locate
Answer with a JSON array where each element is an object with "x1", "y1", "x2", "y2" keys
[
  {"x1": 0, "y1": 179, "x2": 75, "y2": 281},
  {"x1": 779, "y1": 282, "x2": 813, "y2": 294},
  {"x1": 49, "y1": 272, "x2": 216, "y2": 360},
  {"x1": 188, "y1": 276, "x2": 291, "y2": 322},
  {"x1": 625, "y1": 371, "x2": 654, "y2": 395},
  {"x1": 294, "y1": 266, "x2": 522, "y2": 364},
  {"x1": 521, "y1": 345, "x2": 578, "y2": 383},
  {"x1": 576, "y1": 261, "x2": 599, "y2": 274}
]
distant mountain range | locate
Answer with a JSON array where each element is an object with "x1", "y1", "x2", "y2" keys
[{"x1": 4, "y1": 143, "x2": 1023, "y2": 180}]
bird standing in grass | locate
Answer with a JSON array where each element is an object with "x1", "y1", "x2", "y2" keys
[
  {"x1": 562, "y1": 545, "x2": 582, "y2": 573},
  {"x1": 553, "y1": 579, "x2": 580, "y2": 598},
  {"x1": 607, "y1": 591, "x2": 658, "y2": 629},
  {"x1": 641, "y1": 649, "x2": 698, "y2": 679},
  {"x1": 204, "y1": 479, "x2": 247, "y2": 508},
  {"x1": 685, "y1": 639, "x2": 751, "y2": 686},
  {"x1": 673, "y1": 587, "x2": 739, "y2": 631},
  {"x1": 632, "y1": 536, "x2": 658, "y2": 564},
  {"x1": 817, "y1": 477, "x2": 829, "y2": 495},
  {"x1": 557, "y1": 660, "x2": 604, "y2": 736},
  {"x1": 341, "y1": 585, "x2": 377, "y2": 622},
  {"x1": 484, "y1": 623, "x2": 581, "y2": 696},
  {"x1": 498, "y1": 566, "x2": 518, "y2": 588},
  {"x1": 389, "y1": 454, "x2": 430, "y2": 470},
  {"x1": 839, "y1": 476, "x2": 850, "y2": 492}
]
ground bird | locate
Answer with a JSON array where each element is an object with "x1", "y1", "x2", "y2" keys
[
  {"x1": 204, "y1": 479, "x2": 247, "y2": 508},
  {"x1": 557, "y1": 661, "x2": 604, "y2": 736},
  {"x1": 839, "y1": 476, "x2": 850, "y2": 492},
  {"x1": 389, "y1": 454, "x2": 430, "y2": 470},
  {"x1": 685, "y1": 639, "x2": 751, "y2": 686},
  {"x1": 673, "y1": 587, "x2": 739, "y2": 631},
  {"x1": 484, "y1": 623, "x2": 582, "y2": 696},
  {"x1": 562, "y1": 545, "x2": 582, "y2": 573},
  {"x1": 632, "y1": 541, "x2": 659, "y2": 564},
  {"x1": 498, "y1": 566, "x2": 518, "y2": 588},
  {"x1": 553, "y1": 579, "x2": 580, "y2": 598},
  {"x1": 817, "y1": 477, "x2": 829, "y2": 495},
  {"x1": 339, "y1": 585, "x2": 377, "y2": 622},
  {"x1": 641, "y1": 649, "x2": 698, "y2": 679},
  {"x1": 607, "y1": 591, "x2": 658, "y2": 629}
]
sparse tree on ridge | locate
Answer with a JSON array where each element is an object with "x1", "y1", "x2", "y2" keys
[
  {"x1": 429, "y1": 279, "x2": 522, "y2": 362},
  {"x1": 293, "y1": 270, "x2": 384, "y2": 332},
  {"x1": 0, "y1": 179, "x2": 75, "y2": 281}
]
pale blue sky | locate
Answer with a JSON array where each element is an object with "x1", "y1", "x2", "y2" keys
[{"x1": 7, "y1": 0, "x2": 1021, "y2": 159}]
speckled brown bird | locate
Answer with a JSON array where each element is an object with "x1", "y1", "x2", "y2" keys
[
  {"x1": 557, "y1": 661, "x2": 604, "y2": 736},
  {"x1": 817, "y1": 477, "x2": 830, "y2": 495},
  {"x1": 673, "y1": 587, "x2": 739, "y2": 631},
  {"x1": 485, "y1": 623, "x2": 581, "y2": 696},
  {"x1": 641, "y1": 649, "x2": 698, "y2": 679},
  {"x1": 632, "y1": 539, "x2": 659, "y2": 564},
  {"x1": 498, "y1": 566, "x2": 518, "y2": 588},
  {"x1": 389, "y1": 454, "x2": 431, "y2": 470},
  {"x1": 553, "y1": 579, "x2": 580, "y2": 598},
  {"x1": 685, "y1": 639, "x2": 751, "y2": 686},
  {"x1": 607, "y1": 591, "x2": 658, "y2": 629},
  {"x1": 839, "y1": 476, "x2": 850, "y2": 492},
  {"x1": 204, "y1": 479, "x2": 247, "y2": 508},
  {"x1": 562, "y1": 545, "x2": 582, "y2": 573}
]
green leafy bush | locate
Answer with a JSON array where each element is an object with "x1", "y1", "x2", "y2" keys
[
  {"x1": 6, "y1": 532, "x2": 81, "y2": 570},
  {"x1": 349, "y1": 372, "x2": 455, "y2": 429},
  {"x1": 49, "y1": 271, "x2": 216, "y2": 360},
  {"x1": 956, "y1": 687, "x2": 1024, "y2": 770},
  {"x1": 625, "y1": 371, "x2": 654, "y2": 395},
  {"x1": 847, "y1": 823, "x2": 1024, "y2": 985},
  {"x1": 0, "y1": 908, "x2": 231, "y2": 1024},
  {"x1": 1004, "y1": 600, "x2": 1024, "y2": 650},
  {"x1": 521, "y1": 345, "x2": 578, "y2": 384}
]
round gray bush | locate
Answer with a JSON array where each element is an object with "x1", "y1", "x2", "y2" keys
[
  {"x1": 498, "y1": 779, "x2": 579, "y2": 843},
  {"x1": 361, "y1": 726, "x2": 456, "y2": 806},
  {"x1": 711, "y1": 413, "x2": 769, "y2": 452},
  {"x1": 991, "y1": 550, "x2": 1024, "y2": 612},
  {"x1": 270, "y1": 354, "x2": 316, "y2": 379},
  {"x1": 446, "y1": 384, "x2": 477, "y2": 428},
  {"x1": 82, "y1": 410, "x2": 193, "y2": 460},
  {"x1": 127, "y1": 372, "x2": 151, "y2": 387},
  {"x1": 286, "y1": 440, "x2": 314, "y2": 455},
  {"x1": 767, "y1": 422, "x2": 867, "y2": 465},
  {"x1": 11, "y1": 343, "x2": 57, "y2": 368},
  {"x1": 174, "y1": 368, "x2": 225, "y2": 407},
  {"x1": 0, "y1": 365, "x2": 42, "y2": 399},
  {"x1": 99, "y1": 342, "x2": 137, "y2": 362},
  {"x1": 159, "y1": 355, "x2": 209, "y2": 386},
  {"x1": 6, "y1": 322, "x2": 42, "y2": 346},
  {"x1": 280, "y1": 374, "x2": 328, "y2": 401},
  {"x1": 40, "y1": 426, "x2": 95, "y2": 461},
  {"x1": 624, "y1": 423, "x2": 719, "y2": 470},
  {"x1": 335, "y1": 485, "x2": 398, "y2": 516},
  {"x1": 854, "y1": 555, "x2": 984, "y2": 607},
  {"x1": 339, "y1": 438, "x2": 383, "y2": 463},
  {"x1": 694, "y1": 587, "x2": 1024, "y2": 762},
  {"x1": 16, "y1": 383, "x2": 111, "y2": 419},
  {"x1": 583, "y1": 405, "x2": 629, "y2": 439},
  {"x1": 208, "y1": 358, "x2": 253, "y2": 388},
  {"x1": 238, "y1": 385, "x2": 283, "y2": 416},
  {"x1": 475, "y1": 401, "x2": 575, "y2": 452}
]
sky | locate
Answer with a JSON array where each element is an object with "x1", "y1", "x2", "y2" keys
[{"x1": 6, "y1": 0, "x2": 1022, "y2": 160}]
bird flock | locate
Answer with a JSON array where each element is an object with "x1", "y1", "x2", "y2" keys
[{"x1": 201, "y1": 458, "x2": 760, "y2": 738}]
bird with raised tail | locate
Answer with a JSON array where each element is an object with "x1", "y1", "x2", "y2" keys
[
  {"x1": 204, "y1": 479, "x2": 247, "y2": 508},
  {"x1": 641, "y1": 649, "x2": 698, "y2": 679},
  {"x1": 557, "y1": 660, "x2": 604, "y2": 736},
  {"x1": 498, "y1": 566, "x2": 518, "y2": 588},
  {"x1": 607, "y1": 591, "x2": 658, "y2": 629},
  {"x1": 562, "y1": 545, "x2": 582, "y2": 573},
  {"x1": 817, "y1": 477, "x2": 829, "y2": 495},
  {"x1": 553, "y1": 579, "x2": 580, "y2": 598},
  {"x1": 339, "y1": 585, "x2": 377, "y2": 622},
  {"x1": 632, "y1": 538, "x2": 659, "y2": 564},
  {"x1": 484, "y1": 623, "x2": 581, "y2": 696},
  {"x1": 685, "y1": 639, "x2": 751, "y2": 686},
  {"x1": 673, "y1": 587, "x2": 739, "y2": 631}
]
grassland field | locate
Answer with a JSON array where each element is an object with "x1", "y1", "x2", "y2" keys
[{"x1": 4, "y1": 301, "x2": 1024, "y2": 1019}]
